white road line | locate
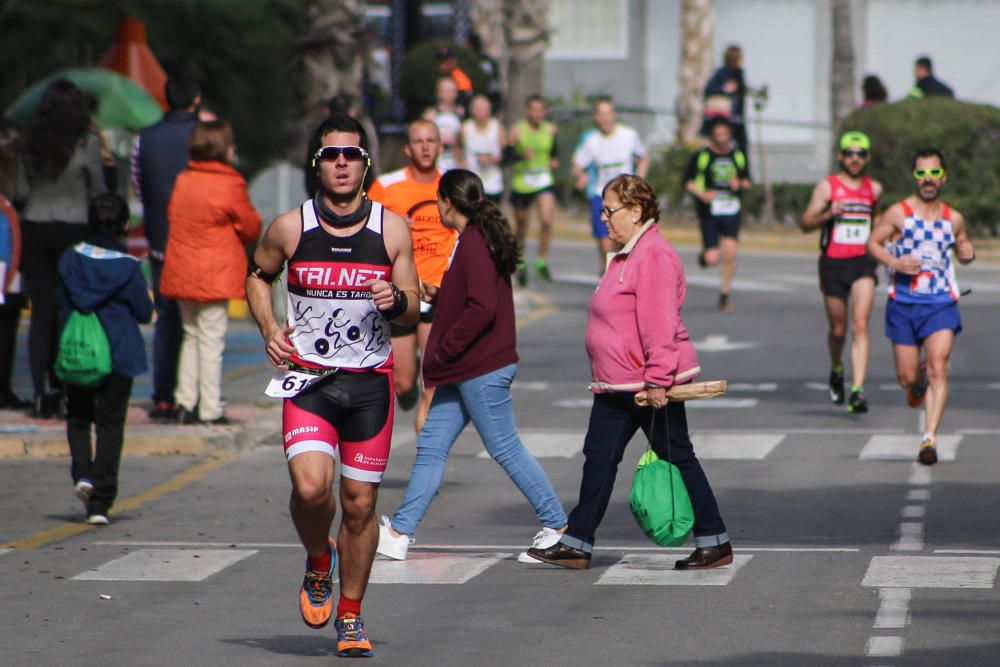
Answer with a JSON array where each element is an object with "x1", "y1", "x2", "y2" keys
[
  {"x1": 700, "y1": 427, "x2": 904, "y2": 435},
  {"x1": 873, "y1": 588, "x2": 912, "y2": 629},
  {"x1": 906, "y1": 489, "x2": 931, "y2": 502},
  {"x1": 684, "y1": 274, "x2": 794, "y2": 292},
  {"x1": 691, "y1": 433, "x2": 785, "y2": 460},
  {"x1": 727, "y1": 382, "x2": 778, "y2": 391},
  {"x1": 686, "y1": 398, "x2": 759, "y2": 409},
  {"x1": 934, "y1": 549, "x2": 1000, "y2": 556},
  {"x1": 865, "y1": 636, "x2": 904, "y2": 657},
  {"x1": 513, "y1": 381, "x2": 549, "y2": 391},
  {"x1": 93, "y1": 541, "x2": 860, "y2": 553},
  {"x1": 901, "y1": 505, "x2": 926, "y2": 519},
  {"x1": 956, "y1": 428, "x2": 1000, "y2": 435},
  {"x1": 805, "y1": 382, "x2": 829, "y2": 391},
  {"x1": 891, "y1": 523, "x2": 924, "y2": 552},
  {"x1": 859, "y1": 435, "x2": 962, "y2": 462},
  {"x1": 0, "y1": 548, "x2": 11, "y2": 557},
  {"x1": 72, "y1": 548, "x2": 257, "y2": 582},
  {"x1": 476, "y1": 431, "x2": 581, "y2": 459},
  {"x1": 908, "y1": 464, "x2": 932, "y2": 486},
  {"x1": 595, "y1": 553, "x2": 753, "y2": 586},
  {"x1": 863, "y1": 556, "x2": 1000, "y2": 589},
  {"x1": 370, "y1": 552, "x2": 509, "y2": 584},
  {"x1": 553, "y1": 398, "x2": 593, "y2": 408}
]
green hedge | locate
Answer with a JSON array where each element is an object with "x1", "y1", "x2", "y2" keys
[
  {"x1": 399, "y1": 41, "x2": 488, "y2": 116},
  {"x1": 841, "y1": 98, "x2": 1000, "y2": 235}
]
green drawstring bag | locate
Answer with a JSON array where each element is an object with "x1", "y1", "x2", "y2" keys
[
  {"x1": 629, "y1": 411, "x2": 694, "y2": 547},
  {"x1": 55, "y1": 311, "x2": 112, "y2": 386}
]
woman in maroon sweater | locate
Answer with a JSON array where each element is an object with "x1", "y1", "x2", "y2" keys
[{"x1": 377, "y1": 169, "x2": 567, "y2": 562}]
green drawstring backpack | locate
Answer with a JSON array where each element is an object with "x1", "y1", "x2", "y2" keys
[
  {"x1": 629, "y1": 409, "x2": 694, "y2": 547},
  {"x1": 55, "y1": 310, "x2": 112, "y2": 386}
]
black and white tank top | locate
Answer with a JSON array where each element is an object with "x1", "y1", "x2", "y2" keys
[{"x1": 286, "y1": 199, "x2": 393, "y2": 371}]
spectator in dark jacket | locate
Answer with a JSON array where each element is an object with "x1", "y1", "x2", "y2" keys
[
  {"x1": 376, "y1": 169, "x2": 567, "y2": 563},
  {"x1": 703, "y1": 45, "x2": 748, "y2": 152},
  {"x1": 131, "y1": 70, "x2": 201, "y2": 420},
  {"x1": 13, "y1": 79, "x2": 107, "y2": 419},
  {"x1": 58, "y1": 194, "x2": 154, "y2": 525},
  {"x1": 909, "y1": 56, "x2": 955, "y2": 99}
]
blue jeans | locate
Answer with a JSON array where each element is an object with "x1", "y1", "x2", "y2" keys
[
  {"x1": 391, "y1": 363, "x2": 567, "y2": 537},
  {"x1": 560, "y1": 393, "x2": 728, "y2": 554},
  {"x1": 150, "y1": 259, "x2": 182, "y2": 405}
]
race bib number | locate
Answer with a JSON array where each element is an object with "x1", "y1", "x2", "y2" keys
[
  {"x1": 522, "y1": 168, "x2": 553, "y2": 190},
  {"x1": 265, "y1": 368, "x2": 328, "y2": 398},
  {"x1": 832, "y1": 221, "x2": 870, "y2": 245},
  {"x1": 710, "y1": 194, "x2": 740, "y2": 216}
]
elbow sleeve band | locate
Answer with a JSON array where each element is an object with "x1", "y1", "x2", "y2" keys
[{"x1": 248, "y1": 260, "x2": 279, "y2": 284}]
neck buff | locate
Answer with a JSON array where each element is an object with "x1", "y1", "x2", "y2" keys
[{"x1": 314, "y1": 192, "x2": 371, "y2": 228}]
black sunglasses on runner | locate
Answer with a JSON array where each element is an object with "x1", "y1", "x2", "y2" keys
[
  {"x1": 842, "y1": 149, "x2": 868, "y2": 158},
  {"x1": 314, "y1": 145, "x2": 369, "y2": 162}
]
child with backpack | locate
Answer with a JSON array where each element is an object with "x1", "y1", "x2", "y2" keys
[{"x1": 57, "y1": 194, "x2": 153, "y2": 525}]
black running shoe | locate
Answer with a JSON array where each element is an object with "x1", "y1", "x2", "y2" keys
[
  {"x1": 717, "y1": 293, "x2": 734, "y2": 312},
  {"x1": 829, "y1": 369, "x2": 845, "y2": 405},
  {"x1": 917, "y1": 437, "x2": 938, "y2": 466},
  {"x1": 516, "y1": 263, "x2": 528, "y2": 287},
  {"x1": 847, "y1": 389, "x2": 868, "y2": 413}
]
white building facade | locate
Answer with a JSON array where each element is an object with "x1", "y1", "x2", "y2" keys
[{"x1": 544, "y1": 0, "x2": 1000, "y2": 182}]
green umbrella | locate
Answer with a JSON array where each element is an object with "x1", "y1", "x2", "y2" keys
[{"x1": 5, "y1": 67, "x2": 163, "y2": 131}]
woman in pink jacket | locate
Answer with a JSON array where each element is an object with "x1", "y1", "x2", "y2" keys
[{"x1": 528, "y1": 174, "x2": 731, "y2": 571}]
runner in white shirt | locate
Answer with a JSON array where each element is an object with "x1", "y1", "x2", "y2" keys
[
  {"x1": 572, "y1": 97, "x2": 648, "y2": 272},
  {"x1": 423, "y1": 77, "x2": 464, "y2": 172},
  {"x1": 461, "y1": 95, "x2": 505, "y2": 203}
]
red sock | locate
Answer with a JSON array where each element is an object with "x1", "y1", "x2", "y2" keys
[
  {"x1": 337, "y1": 594, "x2": 362, "y2": 618},
  {"x1": 308, "y1": 548, "x2": 332, "y2": 573}
]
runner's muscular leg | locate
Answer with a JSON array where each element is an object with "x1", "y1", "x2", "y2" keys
[
  {"x1": 720, "y1": 237, "x2": 738, "y2": 295},
  {"x1": 923, "y1": 328, "x2": 954, "y2": 435},
  {"x1": 415, "y1": 321, "x2": 435, "y2": 433},
  {"x1": 848, "y1": 277, "x2": 875, "y2": 388},
  {"x1": 288, "y1": 451, "x2": 338, "y2": 558},
  {"x1": 390, "y1": 333, "x2": 417, "y2": 397},
  {"x1": 513, "y1": 206, "x2": 530, "y2": 256},
  {"x1": 537, "y1": 191, "x2": 556, "y2": 260},
  {"x1": 893, "y1": 344, "x2": 922, "y2": 390},
  {"x1": 337, "y1": 477, "x2": 379, "y2": 601},
  {"x1": 824, "y1": 294, "x2": 848, "y2": 368}
]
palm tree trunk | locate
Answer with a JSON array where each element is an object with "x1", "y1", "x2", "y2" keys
[
  {"x1": 830, "y1": 0, "x2": 856, "y2": 126},
  {"x1": 678, "y1": 0, "x2": 714, "y2": 144},
  {"x1": 502, "y1": 0, "x2": 550, "y2": 121}
]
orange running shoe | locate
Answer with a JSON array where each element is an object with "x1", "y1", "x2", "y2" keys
[
  {"x1": 917, "y1": 436, "x2": 938, "y2": 466},
  {"x1": 299, "y1": 538, "x2": 336, "y2": 629},
  {"x1": 335, "y1": 613, "x2": 373, "y2": 658}
]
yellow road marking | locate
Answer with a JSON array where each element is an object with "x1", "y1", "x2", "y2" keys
[
  {"x1": 516, "y1": 305, "x2": 556, "y2": 331},
  {"x1": 2, "y1": 457, "x2": 231, "y2": 551}
]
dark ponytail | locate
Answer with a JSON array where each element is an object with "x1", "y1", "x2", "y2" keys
[{"x1": 438, "y1": 169, "x2": 521, "y2": 276}]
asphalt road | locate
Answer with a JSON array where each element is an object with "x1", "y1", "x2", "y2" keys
[{"x1": 3, "y1": 237, "x2": 999, "y2": 666}]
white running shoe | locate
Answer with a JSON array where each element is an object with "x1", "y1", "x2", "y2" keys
[
  {"x1": 86, "y1": 514, "x2": 109, "y2": 526},
  {"x1": 517, "y1": 527, "x2": 563, "y2": 563},
  {"x1": 75, "y1": 480, "x2": 94, "y2": 506},
  {"x1": 376, "y1": 515, "x2": 411, "y2": 560}
]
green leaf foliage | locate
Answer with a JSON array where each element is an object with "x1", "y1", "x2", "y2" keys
[{"x1": 841, "y1": 98, "x2": 1000, "y2": 235}]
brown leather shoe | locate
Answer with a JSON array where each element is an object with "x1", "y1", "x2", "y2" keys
[
  {"x1": 526, "y1": 542, "x2": 591, "y2": 570},
  {"x1": 674, "y1": 541, "x2": 733, "y2": 570}
]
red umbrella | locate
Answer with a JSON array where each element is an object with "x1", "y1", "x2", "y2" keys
[{"x1": 99, "y1": 16, "x2": 168, "y2": 111}]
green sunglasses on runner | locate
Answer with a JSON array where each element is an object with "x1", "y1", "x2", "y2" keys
[{"x1": 913, "y1": 167, "x2": 945, "y2": 179}]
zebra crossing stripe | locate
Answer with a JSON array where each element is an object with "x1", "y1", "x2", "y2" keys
[
  {"x1": 859, "y1": 435, "x2": 962, "y2": 461},
  {"x1": 371, "y1": 552, "x2": 509, "y2": 584},
  {"x1": 0, "y1": 548, "x2": 11, "y2": 557},
  {"x1": 595, "y1": 553, "x2": 753, "y2": 586},
  {"x1": 72, "y1": 548, "x2": 257, "y2": 582},
  {"x1": 477, "y1": 431, "x2": 582, "y2": 459},
  {"x1": 862, "y1": 556, "x2": 1000, "y2": 589},
  {"x1": 692, "y1": 433, "x2": 785, "y2": 460}
]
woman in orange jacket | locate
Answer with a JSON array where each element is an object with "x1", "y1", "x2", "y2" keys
[{"x1": 161, "y1": 120, "x2": 262, "y2": 423}]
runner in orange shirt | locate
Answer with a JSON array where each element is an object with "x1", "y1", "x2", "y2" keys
[{"x1": 367, "y1": 119, "x2": 455, "y2": 430}]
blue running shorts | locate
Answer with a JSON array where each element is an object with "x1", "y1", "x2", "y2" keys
[
  {"x1": 590, "y1": 195, "x2": 608, "y2": 240},
  {"x1": 885, "y1": 299, "x2": 962, "y2": 347}
]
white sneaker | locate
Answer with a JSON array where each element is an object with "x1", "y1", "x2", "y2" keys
[
  {"x1": 517, "y1": 527, "x2": 563, "y2": 563},
  {"x1": 75, "y1": 480, "x2": 94, "y2": 506},
  {"x1": 376, "y1": 514, "x2": 411, "y2": 560},
  {"x1": 86, "y1": 514, "x2": 109, "y2": 526}
]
